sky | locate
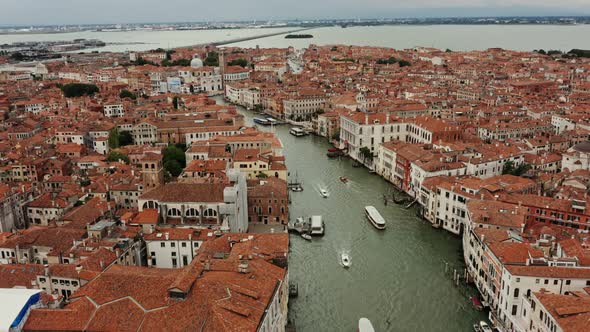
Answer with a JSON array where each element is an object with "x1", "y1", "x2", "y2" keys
[{"x1": 1, "y1": 0, "x2": 589, "y2": 25}]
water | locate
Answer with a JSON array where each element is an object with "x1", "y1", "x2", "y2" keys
[
  {"x1": 0, "y1": 27, "x2": 294, "y2": 52},
  {"x1": 216, "y1": 97, "x2": 487, "y2": 332},
  {"x1": 2, "y1": 25, "x2": 590, "y2": 52},
  {"x1": 228, "y1": 25, "x2": 590, "y2": 51}
]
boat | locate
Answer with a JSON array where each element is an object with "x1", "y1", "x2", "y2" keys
[
  {"x1": 320, "y1": 189, "x2": 329, "y2": 198},
  {"x1": 291, "y1": 185, "x2": 303, "y2": 192},
  {"x1": 339, "y1": 176, "x2": 348, "y2": 183},
  {"x1": 290, "y1": 127, "x2": 307, "y2": 137},
  {"x1": 327, "y1": 148, "x2": 344, "y2": 158},
  {"x1": 365, "y1": 206, "x2": 386, "y2": 230},
  {"x1": 309, "y1": 215, "x2": 325, "y2": 236},
  {"x1": 341, "y1": 253, "x2": 351, "y2": 268},
  {"x1": 473, "y1": 324, "x2": 482, "y2": 332},
  {"x1": 253, "y1": 118, "x2": 270, "y2": 125},
  {"x1": 301, "y1": 233, "x2": 312, "y2": 241},
  {"x1": 479, "y1": 321, "x2": 492, "y2": 332},
  {"x1": 470, "y1": 296, "x2": 483, "y2": 311},
  {"x1": 266, "y1": 117, "x2": 277, "y2": 125},
  {"x1": 358, "y1": 318, "x2": 375, "y2": 332}
]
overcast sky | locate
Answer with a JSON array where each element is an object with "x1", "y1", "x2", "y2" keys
[{"x1": 2, "y1": 0, "x2": 589, "y2": 25}]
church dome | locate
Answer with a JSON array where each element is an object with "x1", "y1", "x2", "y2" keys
[{"x1": 190, "y1": 56, "x2": 203, "y2": 68}]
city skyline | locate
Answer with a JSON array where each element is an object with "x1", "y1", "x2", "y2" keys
[{"x1": 2, "y1": 0, "x2": 590, "y2": 25}]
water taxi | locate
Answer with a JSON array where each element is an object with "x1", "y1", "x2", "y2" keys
[
  {"x1": 289, "y1": 127, "x2": 307, "y2": 137},
  {"x1": 320, "y1": 189, "x2": 329, "y2": 198},
  {"x1": 253, "y1": 118, "x2": 270, "y2": 125},
  {"x1": 341, "y1": 253, "x2": 351, "y2": 268},
  {"x1": 364, "y1": 206, "x2": 386, "y2": 230},
  {"x1": 358, "y1": 318, "x2": 375, "y2": 332}
]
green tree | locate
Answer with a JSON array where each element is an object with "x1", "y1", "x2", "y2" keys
[
  {"x1": 359, "y1": 147, "x2": 373, "y2": 164},
  {"x1": 398, "y1": 60, "x2": 411, "y2": 67},
  {"x1": 119, "y1": 131, "x2": 133, "y2": 146},
  {"x1": 163, "y1": 145, "x2": 186, "y2": 178},
  {"x1": 331, "y1": 128, "x2": 340, "y2": 141},
  {"x1": 502, "y1": 161, "x2": 516, "y2": 175},
  {"x1": 60, "y1": 83, "x2": 99, "y2": 98},
  {"x1": 203, "y1": 51, "x2": 219, "y2": 66},
  {"x1": 228, "y1": 58, "x2": 248, "y2": 67},
  {"x1": 108, "y1": 128, "x2": 120, "y2": 149},
  {"x1": 106, "y1": 151, "x2": 129, "y2": 164},
  {"x1": 119, "y1": 89, "x2": 136, "y2": 100},
  {"x1": 164, "y1": 160, "x2": 183, "y2": 177},
  {"x1": 445, "y1": 48, "x2": 453, "y2": 53}
]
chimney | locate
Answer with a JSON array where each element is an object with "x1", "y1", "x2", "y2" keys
[
  {"x1": 365, "y1": 113, "x2": 369, "y2": 125},
  {"x1": 75, "y1": 264, "x2": 82, "y2": 274},
  {"x1": 165, "y1": 232, "x2": 169, "y2": 240},
  {"x1": 238, "y1": 259, "x2": 249, "y2": 274},
  {"x1": 44, "y1": 264, "x2": 49, "y2": 277},
  {"x1": 99, "y1": 260, "x2": 104, "y2": 269},
  {"x1": 204, "y1": 259, "x2": 211, "y2": 271}
]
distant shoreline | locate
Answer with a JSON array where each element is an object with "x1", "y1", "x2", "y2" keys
[{"x1": 0, "y1": 21, "x2": 588, "y2": 36}]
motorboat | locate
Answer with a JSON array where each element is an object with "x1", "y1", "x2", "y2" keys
[
  {"x1": 301, "y1": 233, "x2": 312, "y2": 241},
  {"x1": 479, "y1": 321, "x2": 492, "y2": 332},
  {"x1": 339, "y1": 176, "x2": 348, "y2": 183},
  {"x1": 291, "y1": 184, "x2": 303, "y2": 192},
  {"x1": 253, "y1": 118, "x2": 270, "y2": 125},
  {"x1": 290, "y1": 127, "x2": 307, "y2": 137},
  {"x1": 320, "y1": 189, "x2": 329, "y2": 198},
  {"x1": 358, "y1": 318, "x2": 375, "y2": 332},
  {"x1": 341, "y1": 253, "x2": 351, "y2": 268},
  {"x1": 365, "y1": 206, "x2": 386, "y2": 230}
]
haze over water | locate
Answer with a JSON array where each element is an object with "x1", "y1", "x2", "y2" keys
[{"x1": 1, "y1": 25, "x2": 590, "y2": 52}]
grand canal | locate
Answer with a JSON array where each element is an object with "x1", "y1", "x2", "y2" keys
[{"x1": 217, "y1": 97, "x2": 487, "y2": 332}]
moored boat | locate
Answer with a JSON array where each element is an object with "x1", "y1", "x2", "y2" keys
[
  {"x1": 339, "y1": 176, "x2": 348, "y2": 183},
  {"x1": 320, "y1": 189, "x2": 329, "y2": 198},
  {"x1": 365, "y1": 206, "x2": 386, "y2": 230},
  {"x1": 301, "y1": 233, "x2": 312, "y2": 241}
]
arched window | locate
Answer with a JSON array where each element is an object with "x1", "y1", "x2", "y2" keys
[
  {"x1": 203, "y1": 208, "x2": 217, "y2": 217},
  {"x1": 274, "y1": 172, "x2": 279, "y2": 178},
  {"x1": 186, "y1": 208, "x2": 199, "y2": 217},
  {"x1": 167, "y1": 208, "x2": 181, "y2": 217}
]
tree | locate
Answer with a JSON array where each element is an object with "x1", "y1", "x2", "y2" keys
[
  {"x1": 537, "y1": 49, "x2": 547, "y2": 55},
  {"x1": 119, "y1": 131, "x2": 133, "y2": 146},
  {"x1": 359, "y1": 147, "x2": 373, "y2": 164},
  {"x1": 108, "y1": 128, "x2": 120, "y2": 149},
  {"x1": 109, "y1": 129, "x2": 133, "y2": 148},
  {"x1": 256, "y1": 172, "x2": 268, "y2": 178},
  {"x1": 398, "y1": 60, "x2": 411, "y2": 67},
  {"x1": 106, "y1": 151, "x2": 129, "y2": 164},
  {"x1": 164, "y1": 160, "x2": 183, "y2": 177},
  {"x1": 163, "y1": 145, "x2": 186, "y2": 178},
  {"x1": 10, "y1": 52, "x2": 25, "y2": 61},
  {"x1": 228, "y1": 58, "x2": 248, "y2": 68},
  {"x1": 203, "y1": 52, "x2": 219, "y2": 66},
  {"x1": 60, "y1": 83, "x2": 99, "y2": 98},
  {"x1": 502, "y1": 161, "x2": 531, "y2": 176},
  {"x1": 119, "y1": 89, "x2": 136, "y2": 100},
  {"x1": 331, "y1": 128, "x2": 340, "y2": 141},
  {"x1": 445, "y1": 49, "x2": 453, "y2": 53}
]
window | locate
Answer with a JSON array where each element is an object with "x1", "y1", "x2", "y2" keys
[
  {"x1": 512, "y1": 305, "x2": 517, "y2": 316},
  {"x1": 566, "y1": 280, "x2": 571, "y2": 285},
  {"x1": 514, "y1": 288, "x2": 519, "y2": 298},
  {"x1": 181, "y1": 242, "x2": 187, "y2": 248},
  {"x1": 160, "y1": 242, "x2": 165, "y2": 248},
  {"x1": 171, "y1": 242, "x2": 175, "y2": 248}
]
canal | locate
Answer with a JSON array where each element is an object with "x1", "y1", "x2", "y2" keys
[{"x1": 217, "y1": 98, "x2": 487, "y2": 331}]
